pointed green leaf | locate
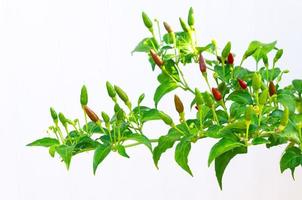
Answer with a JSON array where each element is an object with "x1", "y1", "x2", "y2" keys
[
  {"x1": 27, "y1": 137, "x2": 60, "y2": 147},
  {"x1": 208, "y1": 138, "x2": 244, "y2": 166},
  {"x1": 175, "y1": 138, "x2": 193, "y2": 176},
  {"x1": 215, "y1": 146, "x2": 247, "y2": 190},
  {"x1": 56, "y1": 145, "x2": 74, "y2": 170},
  {"x1": 126, "y1": 134, "x2": 152, "y2": 151},
  {"x1": 49, "y1": 145, "x2": 57, "y2": 157},
  {"x1": 132, "y1": 37, "x2": 158, "y2": 54},
  {"x1": 227, "y1": 90, "x2": 253, "y2": 105},
  {"x1": 93, "y1": 144, "x2": 111, "y2": 174},
  {"x1": 153, "y1": 129, "x2": 182, "y2": 168},
  {"x1": 116, "y1": 145, "x2": 130, "y2": 158},
  {"x1": 280, "y1": 146, "x2": 302, "y2": 179},
  {"x1": 154, "y1": 82, "x2": 178, "y2": 107},
  {"x1": 292, "y1": 79, "x2": 302, "y2": 93}
]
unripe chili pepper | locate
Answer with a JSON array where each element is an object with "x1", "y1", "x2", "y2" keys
[
  {"x1": 116, "y1": 110, "x2": 125, "y2": 121},
  {"x1": 227, "y1": 53, "x2": 234, "y2": 65},
  {"x1": 106, "y1": 81, "x2": 116, "y2": 98},
  {"x1": 245, "y1": 105, "x2": 253, "y2": 122},
  {"x1": 212, "y1": 88, "x2": 222, "y2": 101},
  {"x1": 159, "y1": 111, "x2": 173, "y2": 126},
  {"x1": 142, "y1": 12, "x2": 153, "y2": 29},
  {"x1": 259, "y1": 88, "x2": 269, "y2": 105},
  {"x1": 199, "y1": 53, "x2": 207, "y2": 73},
  {"x1": 252, "y1": 73, "x2": 262, "y2": 91},
  {"x1": 83, "y1": 105, "x2": 100, "y2": 123},
  {"x1": 269, "y1": 81, "x2": 276, "y2": 96},
  {"x1": 50, "y1": 107, "x2": 58, "y2": 122},
  {"x1": 238, "y1": 79, "x2": 247, "y2": 89},
  {"x1": 138, "y1": 93, "x2": 145, "y2": 105},
  {"x1": 101, "y1": 112, "x2": 110, "y2": 124},
  {"x1": 188, "y1": 7, "x2": 194, "y2": 27},
  {"x1": 195, "y1": 88, "x2": 203, "y2": 105},
  {"x1": 280, "y1": 107, "x2": 289, "y2": 128},
  {"x1": 202, "y1": 92, "x2": 214, "y2": 108},
  {"x1": 179, "y1": 17, "x2": 189, "y2": 32},
  {"x1": 58, "y1": 112, "x2": 68, "y2": 126},
  {"x1": 114, "y1": 85, "x2": 129, "y2": 104},
  {"x1": 150, "y1": 49, "x2": 164, "y2": 67},
  {"x1": 80, "y1": 85, "x2": 88, "y2": 106},
  {"x1": 174, "y1": 95, "x2": 184, "y2": 114},
  {"x1": 163, "y1": 21, "x2": 173, "y2": 33},
  {"x1": 114, "y1": 103, "x2": 121, "y2": 113}
]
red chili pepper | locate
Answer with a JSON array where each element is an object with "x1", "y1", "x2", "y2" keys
[
  {"x1": 199, "y1": 53, "x2": 207, "y2": 73},
  {"x1": 83, "y1": 105, "x2": 100, "y2": 123},
  {"x1": 150, "y1": 49, "x2": 164, "y2": 68},
  {"x1": 238, "y1": 79, "x2": 247, "y2": 89},
  {"x1": 269, "y1": 81, "x2": 276, "y2": 96},
  {"x1": 212, "y1": 88, "x2": 222, "y2": 101},
  {"x1": 227, "y1": 53, "x2": 234, "y2": 65}
]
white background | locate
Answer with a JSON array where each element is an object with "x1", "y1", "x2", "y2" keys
[{"x1": 0, "y1": 0, "x2": 302, "y2": 199}]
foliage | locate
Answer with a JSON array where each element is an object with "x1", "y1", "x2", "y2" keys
[{"x1": 28, "y1": 8, "x2": 302, "y2": 189}]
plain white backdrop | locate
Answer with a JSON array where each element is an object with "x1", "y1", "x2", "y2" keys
[{"x1": 0, "y1": 0, "x2": 302, "y2": 199}]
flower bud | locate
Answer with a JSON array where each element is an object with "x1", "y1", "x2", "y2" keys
[
  {"x1": 50, "y1": 107, "x2": 58, "y2": 122},
  {"x1": 142, "y1": 12, "x2": 153, "y2": 29},
  {"x1": 238, "y1": 79, "x2": 247, "y2": 89},
  {"x1": 188, "y1": 7, "x2": 194, "y2": 27},
  {"x1": 80, "y1": 85, "x2": 88, "y2": 106},
  {"x1": 83, "y1": 106, "x2": 100, "y2": 123},
  {"x1": 106, "y1": 81, "x2": 116, "y2": 98},
  {"x1": 212, "y1": 88, "x2": 222, "y2": 101},
  {"x1": 269, "y1": 81, "x2": 276, "y2": 96},
  {"x1": 150, "y1": 49, "x2": 164, "y2": 67},
  {"x1": 227, "y1": 53, "x2": 234, "y2": 65},
  {"x1": 199, "y1": 53, "x2": 207, "y2": 73},
  {"x1": 174, "y1": 95, "x2": 184, "y2": 114},
  {"x1": 58, "y1": 112, "x2": 68, "y2": 126},
  {"x1": 159, "y1": 111, "x2": 173, "y2": 126}
]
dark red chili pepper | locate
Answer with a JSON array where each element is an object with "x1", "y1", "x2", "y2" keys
[
  {"x1": 227, "y1": 53, "x2": 234, "y2": 65},
  {"x1": 269, "y1": 81, "x2": 276, "y2": 96},
  {"x1": 212, "y1": 88, "x2": 222, "y2": 101},
  {"x1": 150, "y1": 49, "x2": 163, "y2": 68},
  {"x1": 199, "y1": 53, "x2": 207, "y2": 73},
  {"x1": 195, "y1": 105, "x2": 199, "y2": 111},
  {"x1": 238, "y1": 79, "x2": 247, "y2": 89},
  {"x1": 174, "y1": 95, "x2": 184, "y2": 114},
  {"x1": 83, "y1": 105, "x2": 99, "y2": 123}
]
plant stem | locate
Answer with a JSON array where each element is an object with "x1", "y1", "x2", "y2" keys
[
  {"x1": 124, "y1": 139, "x2": 159, "y2": 148},
  {"x1": 245, "y1": 121, "x2": 251, "y2": 145}
]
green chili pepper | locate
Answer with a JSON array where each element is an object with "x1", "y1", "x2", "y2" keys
[
  {"x1": 80, "y1": 85, "x2": 88, "y2": 106},
  {"x1": 188, "y1": 7, "x2": 194, "y2": 27},
  {"x1": 259, "y1": 88, "x2": 269, "y2": 105},
  {"x1": 101, "y1": 112, "x2": 110, "y2": 124},
  {"x1": 252, "y1": 73, "x2": 262, "y2": 91},
  {"x1": 142, "y1": 12, "x2": 153, "y2": 29},
  {"x1": 114, "y1": 103, "x2": 121, "y2": 113},
  {"x1": 280, "y1": 107, "x2": 289, "y2": 127},
  {"x1": 58, "y1": 112, "x2": 68, "y2": 126},
  {"x1": 116, "y1": 110, "x2": 125, "y2": 121},
  {"x1": 195, "y1": 88, "x2": 204, "y2": 106},
  {"x1": 179, "y1": 17, "x2": 189, "y2": 32},
  {"x1": 50, "y1": 107, "x2": 58, "y2": 123},
  {"x1": 106, "y1": 81, "x2": 116, "y2": 98},
  {"x1": 174, "y1": 95, "x2": 184, "y2": 114},
  {"x1": 202, "y1": 92, "x2": 214, "y2": 108},
  {"x1": 245, "y1": 105, "x2": 253, "y2": 122},
  {"x1": 138, "y1": 93, "x2": 145, "y2": 105},
  {"x1": 114, "y1": 85, "x2": 129, "y2": 104},
  {"x1": 159, "y1": 111, "x2": 173, "y2": 126}
]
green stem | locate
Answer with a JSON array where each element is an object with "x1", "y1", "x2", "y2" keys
[
  {"x1": 212, "y1": 105, "x2": 220, "y2": 125},
  {"x1": 124, "y1": 139, "x2": 159, "y2": 148},
  {"x1": 245, "y1": 121, "x2": 251, "y2": 145}
]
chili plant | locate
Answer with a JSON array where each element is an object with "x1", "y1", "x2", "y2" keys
[{"x1": 28, "y1": 8, "x2": 302, "y2": 189}]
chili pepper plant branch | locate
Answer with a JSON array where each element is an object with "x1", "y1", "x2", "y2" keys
[{"x1": 28, "y1": 7, "x2": 302, "y2": 190}]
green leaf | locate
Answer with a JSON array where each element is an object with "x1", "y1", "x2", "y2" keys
[
  {"x1": 215, "y1": 146, "x2": 247, "y2": 190},
  {"x1": 259, "y1": 67, "x2": 281, "y2": 81},
  {"x1": 292, "y1": 79, "x2": 302, "y2": 93},
  {"x1": 154, "y1": 82, "x2": 178, "y2": 107},
  {"x1": 93, "y1": 143, "x2": 111, "y2": 174},
  {"x1": 252, "y1": 137, "x2": 269, "y2": 145},
  {"x1": 175, "y1": 137, "x2": 193, "y2": 176},
  {"x1": 280, "y1": 146, "x2": 302, "y2": 179},
  {"x1": 252, "y1": 41, "x2": 277, "y2": 62},
  {"x1": 27, "y1": 137, "x2": 60, "y2": 147},
  {"x1": 116, "y1": 145, "x2": 130, "y2": 158},
  {"x1": 49, "y1": 145, "x2": 57, "y2": 157},
  {"x1": 56, "y1": 145, "x2": 74, "y2": 170},
  {"x1": 227, "y1": 90, "x2": 253, "y2": 105},
  {"x1": 153, "y1": 129, "x2": 182, "y2": 168},
  {"x1": 133, "y1": 106, "x2": 161, "y2": 123},
  {"x1": 222, "y1": 41, "x2": 231, "y2": 58},
  {"x1": 132, "y1": 37, "x2": 158, "y2": 54},
  {"x1": 208, "y1": 137, "x2": 244, "y2": 166},
  {"x1": 277, "y1": 93, "x2": 296, "y2": 113},
  {"x1": 126, "y1": 134, "x2": 152, "y2": 151}
]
